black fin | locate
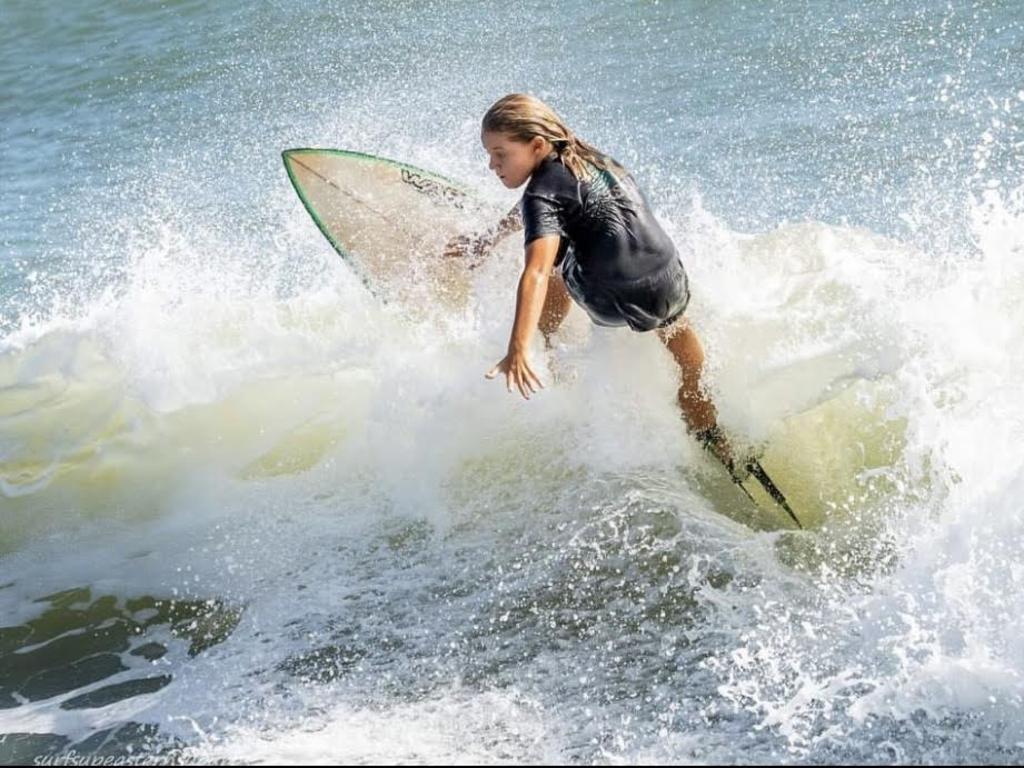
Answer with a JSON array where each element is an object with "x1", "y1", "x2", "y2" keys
[{"x1": 694, "y1": 425, "x2": 803, "y2": 530}]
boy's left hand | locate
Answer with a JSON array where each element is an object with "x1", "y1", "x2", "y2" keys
[{"x1": 486, "y1": 348, "x2": 544, "y2": 400}]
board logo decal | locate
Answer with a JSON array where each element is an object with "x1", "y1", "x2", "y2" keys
[{"x1": 400, "y1": 169, "x2": 467, "y2": 208}]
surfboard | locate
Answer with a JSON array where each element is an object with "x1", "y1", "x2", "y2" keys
[{"x1": 282, "y1": 148, "x2": 502, "y2": 314}]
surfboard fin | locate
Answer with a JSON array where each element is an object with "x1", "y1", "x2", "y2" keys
[
  {"x1": 743, "y1": 458, "x2": 803, "y2": 529},
  {"x1": 696, "y1": 426, "x2": 804, "y2": 530}
]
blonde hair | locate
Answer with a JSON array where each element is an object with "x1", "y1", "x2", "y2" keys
[{"x1": 481, "y1": 93, "x2": 614, "y2": 181}]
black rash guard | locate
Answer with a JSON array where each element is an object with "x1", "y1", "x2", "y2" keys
[{"x1": 519, "y1": 151, "x2": 690, "y2": 332}]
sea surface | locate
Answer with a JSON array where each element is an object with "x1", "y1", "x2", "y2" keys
[{"x1": 1, "y1": 0, "x2": 1023, "y2": 763}]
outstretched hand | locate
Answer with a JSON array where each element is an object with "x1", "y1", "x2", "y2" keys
[{"x1": 486, "y1": 347, "x2": 544, "y2": 400}]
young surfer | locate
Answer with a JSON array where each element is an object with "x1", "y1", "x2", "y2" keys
[{"x1": 445, "y1": 93, "x2": 738, "y2": 471}]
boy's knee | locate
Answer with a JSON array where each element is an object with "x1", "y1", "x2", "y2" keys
[{"x1": 656, "y1": 314, "x2": 690, "y2": 341}]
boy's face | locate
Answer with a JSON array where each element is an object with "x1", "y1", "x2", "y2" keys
[{"x1": 481, "y1": 131, "x2": 549, "y2": 189}]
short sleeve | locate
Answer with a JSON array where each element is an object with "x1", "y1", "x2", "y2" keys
[{"x1": 520, "y1": 189, "x2": 567, "y2": 245}]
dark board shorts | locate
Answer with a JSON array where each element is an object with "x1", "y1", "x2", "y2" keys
[{"x1": 561, "y1": 250, "x2": 691, "y2": 333}]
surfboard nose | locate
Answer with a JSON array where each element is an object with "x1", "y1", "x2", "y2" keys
[
  {"x1": 281, "y1": 147, "x2": 308, "y2": 172},
  {"x1": 280, "y1": 147, "x2": 492, "y2": 316}
]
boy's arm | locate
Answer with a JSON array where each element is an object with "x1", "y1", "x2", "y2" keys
[
  {"x1": 471, "y1": 202, "x2": 524, "y2": 256},
  {"x1": 507, "y1": 233, "x2": 559, "y2": 355},
  {"x1": 490, "y1": 202, "x2": 523, "y2": 242},
  {"x1": 485, "y1": 234, "x2": 561, "y2": 399},
  {"x1": 444, "y1": 203, "x2": 524, "y2": 267}
]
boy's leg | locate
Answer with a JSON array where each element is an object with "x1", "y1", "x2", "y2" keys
[
  {"x1": 540, "y1": 270, "x2": 574, "y2": 348},
  {"x1": 655, "y1": 319, "x2": 735, "y2": 464}
]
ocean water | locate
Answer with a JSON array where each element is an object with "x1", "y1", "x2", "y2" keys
[{"x1": 1, "y1": 0, "x2": 1023, "y2": 763}]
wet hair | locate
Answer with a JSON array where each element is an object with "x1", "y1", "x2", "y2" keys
[{"x1": 481, "y1": 93, "x2": 614, "y2": 181}]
